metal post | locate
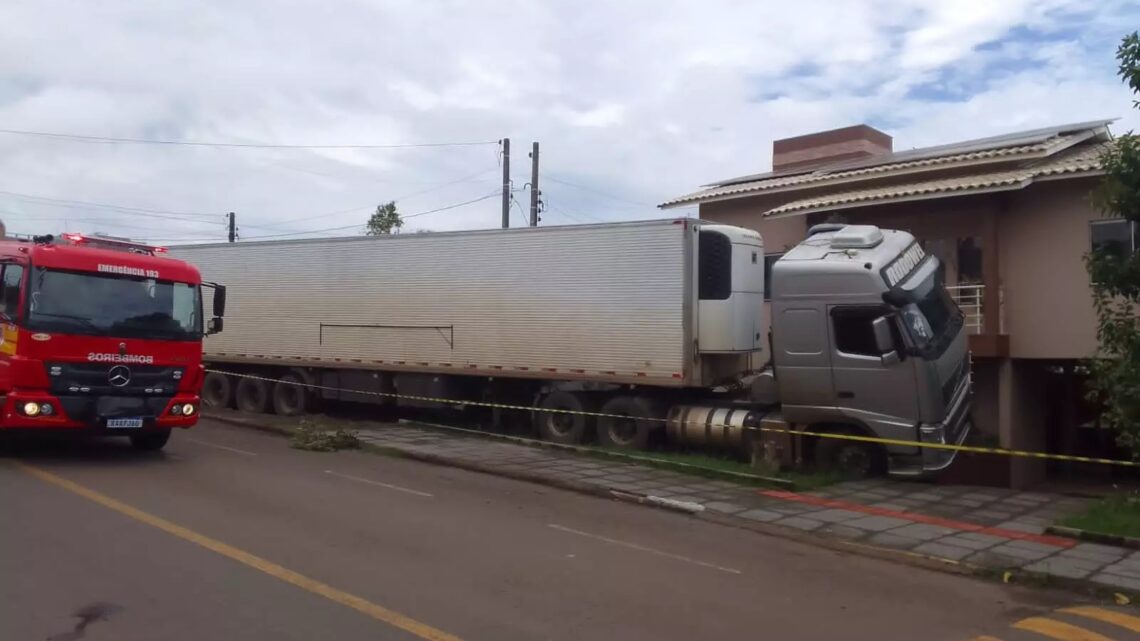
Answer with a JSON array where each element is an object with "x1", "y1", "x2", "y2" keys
[
  {"x1": 228, "y1": 212, "x2": 236, "y2": 242},
  {"x1": 529, "y1": 142, "x2": 540, "y2": 226},
  {"x1": 500, "y1": 138, "x2": 510, "y2": 229}
]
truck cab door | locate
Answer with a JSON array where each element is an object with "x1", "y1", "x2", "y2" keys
[
  {"x1": 828, "y1": 305, "x2": 921, "y2": 447},
  {"x1": 0, "y1": 263, "x2": 26, "y2": 394}
]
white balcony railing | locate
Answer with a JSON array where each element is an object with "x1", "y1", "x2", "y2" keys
[{"x1": 947, "y1": 284, "x2": 984, "y2": 335}]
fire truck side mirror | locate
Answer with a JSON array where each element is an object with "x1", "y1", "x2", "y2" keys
[
  {"x1": 207, "y1": 317, "x2": 224, "y2": 335},
  {"x1": 212, "y1": 285, "x2": 227, "y2": 317}
]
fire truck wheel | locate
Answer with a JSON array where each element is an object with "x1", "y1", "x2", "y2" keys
[
  {"x1": 596, "y1": 396, "x2": 655, "y2": 450},
  {"x1": 236, "y1": 377, "x2": 273, "y2": 414},
  {"x1": 272, "y1": 374, "x2": 310, "y2": 416},
  {"x1": 130, "y1": 430, "x2": 171, "y2": 451},
  {"x1": 202, "y1": 372, "x2": 234, "y2": 409},
  {"x1": 534, "y1": 391, "x2": 594, "y2": 444}
]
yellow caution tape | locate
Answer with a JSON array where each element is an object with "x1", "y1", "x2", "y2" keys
[{"x1": 205, "y1": 369, "x2": 1139, "y2": 468}]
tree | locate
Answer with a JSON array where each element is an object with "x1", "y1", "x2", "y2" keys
[
  {"x1": 1086, "y1": 32, "x2": 1140, "y2": 455},
  {"x1": 365, "y1": 201, "x2": 403, "y2": 235}
]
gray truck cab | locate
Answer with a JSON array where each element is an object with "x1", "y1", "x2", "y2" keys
[{"x1": 769, "y1": 224, "x2": 972, "y2": 476}]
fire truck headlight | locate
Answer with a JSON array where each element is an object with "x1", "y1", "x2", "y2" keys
[
  {"x1": 182, "y1": 403, "x2": 196, "y2": 416},
  {"x1": 171, "y1": 404, "x2": 183, "y2": 416},
  {"x1": 22, "y1": 402, "x2": 41, "y2": 417},
  {"x1": 40, "y1": 403, "x2": 54, "y2": 416}
]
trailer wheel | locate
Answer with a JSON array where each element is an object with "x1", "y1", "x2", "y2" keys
[
  {"x1": 813, "y1": 430, "x2": 885, "y2": 479},
  {"x1": 236, "y1": 376, "x2": 272, "y2": 414},
  {"x1": 596, "y1": 396, "x2": 656, "y2": 450},
  {"x1": 273, "y1": 374, "x2": 310, "y2": 416},
  {"x1": 535, "y1": 391, "x2": 594, "y2": 444},
  {"x1": 130, "y1": 430, "x2": 172, "y2": 452},
  {"x1": 201, "y1": 372, "x2": 234, "y2": 409}
]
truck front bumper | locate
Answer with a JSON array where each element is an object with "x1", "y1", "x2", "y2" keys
[
  {"x1": 915, "y1": 380, "x2": 973, "y2": 474},
  {"x1": 1, "y1": 393, "x2": 201, "y2": 432}
]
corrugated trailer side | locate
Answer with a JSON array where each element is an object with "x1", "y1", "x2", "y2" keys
[{"x1": 175, "y1": 219, "x2": 695, "y2": 387}]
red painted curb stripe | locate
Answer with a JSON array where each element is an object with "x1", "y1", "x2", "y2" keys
[{"x1": 759, "y1": 490, "x2": 1076, "y2": 548}]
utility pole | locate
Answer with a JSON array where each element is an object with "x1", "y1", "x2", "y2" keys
[
  {"x1": 500, "y1": 138, "x2": 510, "y2": 229},
  {"x1": 528, "y1": 142, "x2": 540, "y2": 226},
  {"x1": 227, "y1": 212, "x2": 236, "y2": 242}
]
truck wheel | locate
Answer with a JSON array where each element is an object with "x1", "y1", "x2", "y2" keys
[
  {"x1": 535, "y1": 391, "x2": 593, "y2": 444},
  {"x1": 273, "y1": 374, "x2": 310, "y2": 416},
  {"x1": 814, "y1": 433, "x2": 885, "y2": 479},
  {"x1": 201, "y1": 372, "x2": 233, "y2": 409},
  {"x1": 236, "y1": 377, "x2": 272, "y2": 414},
  {"x1": 596, "y1": 396, "x2": 656, "y2": 450},
  {"x1": 130, "y1": 430, "x2": 172, "y2": 452}
]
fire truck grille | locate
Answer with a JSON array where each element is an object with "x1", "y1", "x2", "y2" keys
[{"x1": 45, "y1": 362, "x2": 184, "y2": 397}]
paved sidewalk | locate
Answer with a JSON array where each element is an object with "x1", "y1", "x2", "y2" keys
[{"x1": 214, "y1": 411, "x2": 1140, "y2": 594}]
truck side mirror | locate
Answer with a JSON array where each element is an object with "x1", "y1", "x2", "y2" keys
[
  {"x1": 212, "y1": 285, "x2": 227, "y2": 317},
  {"x1": 872, "y1": 316, "x2": 900, "y2": 365},
  {"x1": 207, "y1": 317, "x2": 224, "y2": 335}
]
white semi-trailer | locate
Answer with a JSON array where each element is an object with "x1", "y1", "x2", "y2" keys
[{"x1": 174, "y1": 218, "x2": 971, "y2": 477}]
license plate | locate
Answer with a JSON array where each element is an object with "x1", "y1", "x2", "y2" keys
[{"x1": 106, "y1": 418, "x2": 144, "y2": 429}]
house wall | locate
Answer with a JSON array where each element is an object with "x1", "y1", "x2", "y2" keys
[{"x1": 1000, "y1": 178, "x2": 1100, "y2": 359}]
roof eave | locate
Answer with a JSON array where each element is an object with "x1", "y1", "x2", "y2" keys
[{"x1": 763, "y1": 180, "x2": 1033, "y2": 219}]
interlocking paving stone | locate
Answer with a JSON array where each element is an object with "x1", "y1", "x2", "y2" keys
[
  {"x1": 775, "y1": 516, "x2": 824, "y2": 531},
  {"x1": 842, "y1": 515, "x2": 912, "y2": 532},
  {"x1": 868, "y1": 532, "x2": 923, "y2": 550},
  {"x1": 704, "y1": 501, "x2": 749, "y2": 515},
  {"x1": 738, "y1": 508, "x2": 783, "y2": 522},
  {"x1": 886, "y1": 523, "x2": 959, "y2": 541},
  {"x1": 912, "y1": 541, "x2": 975, "y2": 561},
  {"x1": 801, "y1": 508, "x2": 868, "y2": 523}
]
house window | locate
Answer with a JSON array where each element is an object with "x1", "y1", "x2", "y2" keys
[
  {"x1": 1090, "y1": 219, "x2": 1136, "y2": 258},
  {"x1": 763, "y1": 253, "x2": 783, "y2": 301}
]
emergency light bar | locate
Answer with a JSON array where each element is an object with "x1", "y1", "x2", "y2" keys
[{"x1": 59, "y1": 232, "x2": 167, "y2": 256}]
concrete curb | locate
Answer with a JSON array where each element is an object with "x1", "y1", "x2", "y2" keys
[
  {"x1": 1046, "y1": 525, "x2": 1140, "y2": 551},
  {"x1": 204, "y1": 412, "x2": 1139, "y2": 602}
]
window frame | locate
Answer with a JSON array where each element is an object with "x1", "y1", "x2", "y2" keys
[
  {"x1": 829, "y1": 305, "x2": 892, "y2": 360},
  {"x1": 1090, "y1": 219, "x2": 1136, "y2": 257}
]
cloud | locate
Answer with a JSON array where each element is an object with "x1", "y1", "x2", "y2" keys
[{"x1": 0, "y1": 0, "x2": 1136, "y2": 240}]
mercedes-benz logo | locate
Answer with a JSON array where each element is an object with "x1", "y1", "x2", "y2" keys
[{"x1": 107, "y1": 365, "x2": 131, "y2": 387}]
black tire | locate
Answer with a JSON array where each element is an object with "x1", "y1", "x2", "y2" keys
[
  {"x1": 534, "y1": 391, "x2": 594, "y2": 444},
  {"x1": 813, "y1": 431, "x2": 886, "y2": 479},
  {"x1": 201, "y1": 372, "x2": 234, "y2": 409},
  {"x1": 273, "y1": 373, "x2": 310, "y2": 416},
  {"x1": 596, "y1": 396, "x2": 657, "y2": 450},
  {"x1": 130, "y1": 430, "x2": 172, "y2": 451},
  {"x1": 235, "y1": 376, "x2": 272, "y2": 414}
]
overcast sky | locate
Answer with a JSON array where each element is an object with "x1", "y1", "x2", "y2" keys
[{"x1": 1, "y1": 0, "x2": 1137, "y2": 243}]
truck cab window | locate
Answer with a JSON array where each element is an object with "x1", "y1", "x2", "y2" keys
[
  {"x1": 0, "y1": 264, "x2": 23, "y2": 319},
  {"x1": 831, "y1": 307, "x2": 884, "y2": 357}
]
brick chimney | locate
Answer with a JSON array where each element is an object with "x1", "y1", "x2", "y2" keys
[{"x1": 772, "y1": 124, "x2": 892, "y2": 172}]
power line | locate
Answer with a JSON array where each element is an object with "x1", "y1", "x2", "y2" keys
[
  {"x1": 0, "y1": 189, "x2": 221, "y2": 221},
  {"x1": 182, "y1": 192, "x2": 503, "y2": 242},
  {"x1": 543, "y1": 174, "x2": 655, "y2": 209},
  {"x1": 0, "y1": 127, "x2": 500, "y2": 150}
]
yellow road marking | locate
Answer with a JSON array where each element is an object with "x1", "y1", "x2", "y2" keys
[
  {"x1": 13, "y1": 461, "x2": 465, "y2": 641},
  {"x1": 1013, "y1": 617, "x2": 1114, "y2": 641},
  {"x1": 1061, "y1": 607, "x2": 1140, "y2": 633}
]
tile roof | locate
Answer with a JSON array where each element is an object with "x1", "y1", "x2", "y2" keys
[
  {"x1": 764, "y1": 142, "x2": 1107, "y2": 218},
  {"x1": 660, "y1": 119, "x2": 1114, "y2": 209}
]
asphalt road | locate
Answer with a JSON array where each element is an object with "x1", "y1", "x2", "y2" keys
[{"x1": 0, "y1": 419, "x2": 1118, "y2": 641}]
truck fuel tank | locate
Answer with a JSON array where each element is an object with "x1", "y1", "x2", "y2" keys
[{"x1": 666, "y1": 405, "x2": 760, "y2": 451}]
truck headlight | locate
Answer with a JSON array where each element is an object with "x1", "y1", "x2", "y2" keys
[
  {"x1": 171, "y1": 404, "x2": 183, "y2": 416},
  {"x1": 22, "y1": 402, "x2": 41, "y2": 416},
  {"x1": 182, "y1": 403, "x2": 196, "y2": 416},
  {"x1": 40, "y1": 403, "x2": 54, "y2": 416}
]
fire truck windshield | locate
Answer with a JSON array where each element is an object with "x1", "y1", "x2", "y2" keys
[{"x1": 27, "y1": 268, "x2": 201, "y2": 341}]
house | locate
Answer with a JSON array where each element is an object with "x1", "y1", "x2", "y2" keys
[{"x1": 661, "y1": 120, "x2": 1119, "y2": 488}]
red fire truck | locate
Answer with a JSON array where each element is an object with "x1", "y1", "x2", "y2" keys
[{"x1": 0, "y1": 233, "x2": 225, "y2": 450}]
